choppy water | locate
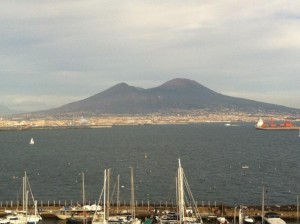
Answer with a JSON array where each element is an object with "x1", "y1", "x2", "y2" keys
[{"x1": 0, "y1": 123, "x2": 299, "y2": 207}]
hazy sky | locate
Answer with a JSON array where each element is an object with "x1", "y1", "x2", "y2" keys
[{"x1": 1, "y1": 1, "x2": 300, "y2": 111}]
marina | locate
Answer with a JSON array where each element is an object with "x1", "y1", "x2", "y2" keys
[{"x1": 0, "y1": 204, "x2": 299, "y2": 222}]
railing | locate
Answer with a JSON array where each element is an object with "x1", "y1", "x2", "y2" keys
[{"x1": 0, "y1": 200, "x2": 217, "y2": 209}]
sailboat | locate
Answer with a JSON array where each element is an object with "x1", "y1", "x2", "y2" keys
[
  {"x1": 67, "y1": 172, "x2": 93, "y2": 224},
  {"x1": 108, "y1": 174, "x2": 129, "y2": 223},
  {"x1": 93, "y1": 170, "x2": 130, "y2": 224},
  {"x1": 129, "y1": 167, "x2": 141, "y2": 224},
  {"x1": 29, "y1": 138, "x2": 34, "y2": 145},
  {"x1": 92, "y1": 169, "x2": 108, "y2": 224},
  {"x1": 5, "y1": 172, "x2": 42, "y2": 224},
  {"x1": 55, "y1": 173, "x2": 91, "y2": 220},
  {"x1": 160, "y1": 159, "x2": 203, "y2": 224}
]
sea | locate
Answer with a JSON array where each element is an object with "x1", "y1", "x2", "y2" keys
[{"x1": 0, "y1": 123, "x2": 299, "y2": 209}]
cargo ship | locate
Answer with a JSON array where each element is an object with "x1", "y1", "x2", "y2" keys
[{"x1": 255, "y1": 118, "x2": 300, "y2": 130}]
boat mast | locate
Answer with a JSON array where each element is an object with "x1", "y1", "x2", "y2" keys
[
  {"x1": 117, "y1": 174, "x2": 120, "y2": 214},
  {"x1": 103, "y1": 169, "x2": 107, "y2": 222},
  {"x1": 175, "y1": 176, "x2": 178, "y2": 219},
  {"x1": 22, "y1": 175, "x2": 25, "y2": 211},
  {"x1": 25, "y1": 189, "x2": 29, "y2": 224},
  {"x1": 82, "y1": 171, "x2": 87, "y2": 224},
  {"x1": 238, "y1": 208, "x2": 243, "y2": 224},
  {"x1": 34, "y1": 200, "x2": 38, "y2": 222},
  {"x1": 82, "y1": 171, "x2": 85, "y2": 207},
  {"x1": 23, "y1": 171, "x2": 28, "y2": 212},
  {"x1": 107, "y1": 169, "x2": 110, "y2": 219},
  {"x1": 24, "y1": 172, "x2": 28, "y2": 224},
  {"x1": 178, "y1": 159, "x2": 185, "y2": 224},
  {"x1": 262, "y1": 186, "x2": 265, "y2": 224},
  {"x1": 131, "y1": 167, "x2": 135, "y2": 220}
]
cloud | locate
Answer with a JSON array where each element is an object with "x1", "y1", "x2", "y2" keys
[
  {"x1": 1, "y1": 94, "x2": 81, "y2": 112},
  {"x1": 0, "y1": 0, "x2": 300, "y2": 111}
]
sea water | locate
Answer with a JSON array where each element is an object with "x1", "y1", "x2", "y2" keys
[{"x1": 0, "y1": 123, "x2": 299, "y2": 207}]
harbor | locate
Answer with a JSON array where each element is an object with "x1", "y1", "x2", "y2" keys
[
  {"x1": 2, "y1": 1, "x2": 300, "y2": 223},
  {"x1": 0, "y1": 203, "x2": 300, "y2": 222}
]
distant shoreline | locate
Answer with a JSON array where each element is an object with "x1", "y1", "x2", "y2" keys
[
  {"x1": 0, "y1": 125, "x2": 113, "y2": 131},
  {"x1": 1, "y1": 113, "x2": 300, "y2": 131},
  {"x1": 0, "y1": 121, "x2": 243, "y2": 131}
]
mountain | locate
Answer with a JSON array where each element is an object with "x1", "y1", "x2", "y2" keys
[{"x1": 41, "y1": 78, "x2": 300, "y2": 116}]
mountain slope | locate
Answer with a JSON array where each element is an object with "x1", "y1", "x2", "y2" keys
[{"x1": 43, "y1": 78, "x2": 300, "y2": 115}]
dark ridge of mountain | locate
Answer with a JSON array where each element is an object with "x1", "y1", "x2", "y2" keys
[
  {"x1": 45, "y1": 82, "x2": 146, "y2": 114},
  {"x1": 40, "y1": 78, "x2": 300, "y2": 116},
  {"x1": 158, "y1": 78, "x2": 213, "y2": 92}
]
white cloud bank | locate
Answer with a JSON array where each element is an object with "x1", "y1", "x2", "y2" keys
[{"x1": 0, "y1": 0, "x2": 300, "y2": 111}]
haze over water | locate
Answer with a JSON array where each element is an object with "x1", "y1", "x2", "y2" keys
[{"x1": 0, "y1": 123, "x2": 299, "y2": 207}]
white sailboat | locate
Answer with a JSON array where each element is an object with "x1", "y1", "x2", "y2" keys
[
  {"x1": 24, "y1": 172, "x2": 42, "y2": 224},
  {"x1": 29, "y1": 138, "x2": 34, "y2": 145},
  {"x1": 129, "y1": 167, "x2": 141, "y2": 224},
  {"x1": 55, "y1": 172, "x2": 90, "y2": 220},
  {"x1": 6, "y1": 172, "x2": 42, "y2": 224},
  {"x1": 66, "y1": 172, "x2": 93, "y2": 223},
  {"x1": 160, "y1": 160, "x2": 203, "y2": 224},
  {"x1": 92, "y1": 169, "x2": 108, "y2": 224},
  {"x1": 93, "y1": 170, "x2": 129, "y2": 224},
  {"x1": 108, "y1": 174, "x2": 130, "y2": 224},
  {"x1": 177, "y1": 159, "x2": 203, "y2": 224}
]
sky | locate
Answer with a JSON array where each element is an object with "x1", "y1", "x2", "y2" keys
[{"x1": 1, "y1": 0, "x2": 300, "y2": 112}]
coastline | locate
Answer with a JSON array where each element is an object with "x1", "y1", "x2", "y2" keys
[
  {"x1": 1, "y1": 112, "x2": 300, "y2": 131},
  {"x1": 0, "y1": 125, "x2": 113, "y2": 131}
]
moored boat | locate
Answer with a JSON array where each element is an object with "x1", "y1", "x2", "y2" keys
[
  {"x1": 158, "y1": 159, "x2": 203, "y2": 224},
  {"x1": 239, "y1": 207, "x2": 255, "y2": 224},
  {"x1": 263, "y1": 212, "x2": 286, "y2": 224},
  {"x1": 67, "y1": 216, "x2": 93, "y2": 224},
  {"x1": 216, "y1": 217, "x2": 229, "y2": 224},
  {"x1": 0, "y1": 218, "x2": 10, "y2": 224},
  {"x1": 5, "y1": 173, "x2": 42, "y2": 224},
  {"x1": 55, "y1": 205, "x2": 101, "y2": 220},
  {"x1": 159, "y1": 212, "x2": 179, "y2": 224}
]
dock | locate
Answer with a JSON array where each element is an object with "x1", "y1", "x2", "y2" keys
[{"x1": 1, "y1": 204, "x2": 299, "y2": 221}]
